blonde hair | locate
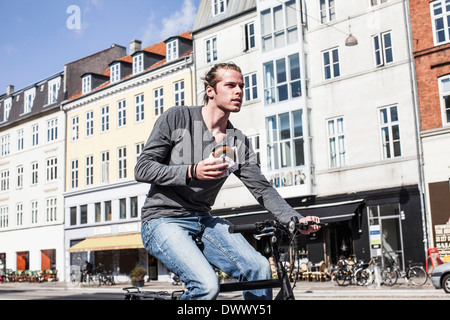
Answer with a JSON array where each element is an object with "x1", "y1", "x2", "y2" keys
[{"x1": 201, "y1": 62, "x2": 242, "y2": 105}]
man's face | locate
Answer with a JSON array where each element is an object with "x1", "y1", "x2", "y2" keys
[{"x1": 207, "y1": 68, "x2": 244, "y2": 113}]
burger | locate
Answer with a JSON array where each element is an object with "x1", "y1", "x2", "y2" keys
[{"x1": 212, "y1": 145, "x2": 236, "y2": 162}]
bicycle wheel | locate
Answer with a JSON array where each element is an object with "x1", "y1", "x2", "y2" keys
[
  {"x1": 381, "y1": 267, "x2": 398, "y2": 286},
  {"x1": 335, "y1": 269, "x2": 350, "y2": 286},
  {"x1": 355, "y1": 268, "x2": 373, "y2": 286},
  {"x1": 408, "y1": 266, "x2": 428, "y2": 286}
]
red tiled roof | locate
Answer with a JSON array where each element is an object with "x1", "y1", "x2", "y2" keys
[{"x1": 67, "y1": 30, "x2": 192, "y2": 101}]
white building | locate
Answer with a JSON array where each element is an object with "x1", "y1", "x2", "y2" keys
[{"x1": 0, "y1": 73, "x2": 66, "y2": 280}]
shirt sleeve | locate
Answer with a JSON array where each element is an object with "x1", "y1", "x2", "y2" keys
[{"x1": 134, "y1": 110, "x2": 189, "y2": 186}]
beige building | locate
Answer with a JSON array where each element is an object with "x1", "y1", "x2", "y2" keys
[{"x1": 62, "y1": 31, "x2": 195, "y2": 282}]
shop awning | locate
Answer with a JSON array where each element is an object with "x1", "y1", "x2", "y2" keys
[
  {"x1": 295, "y1": 199, "x2": 365, "y2": 223},
  {"x1": 68, "y1": 233, "x2": 144, "y2": 253},
  {"x1": 219, "y1": 199, "x2": 365, "y2": 225}
]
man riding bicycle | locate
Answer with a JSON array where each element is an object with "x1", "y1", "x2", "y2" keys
[{"x1": 135, "y1": 62, "x2": 320, "y2": 300}]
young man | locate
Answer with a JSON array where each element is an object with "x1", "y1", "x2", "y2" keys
[{"x1": 135, "y1": 63, "x2": 320, "y2": 300}]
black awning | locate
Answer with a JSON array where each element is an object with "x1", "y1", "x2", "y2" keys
[
  {"x1": 295, "y1": 200, "x2": 364, "y2": 223},
  {"x1": 216, "y1": 200, "x2": 365, "y2": 225}
]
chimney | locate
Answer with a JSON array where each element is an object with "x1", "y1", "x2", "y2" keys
[
  {"x1": 129, "y1": 40, "x2": 142, "y2": 55},
  {"x1": 6, "y1": 85, "x2": 14, "y2": 96}
]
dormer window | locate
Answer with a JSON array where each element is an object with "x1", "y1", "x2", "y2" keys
[
  {"x1": 23, "y1": 88, "x2": 36, "y2": 114},
  {"x1": 166, "y1": 39, "x2": 179, "y2": 62},
  {"x1": 82, "y1": 75, "x2": 92, "y2": 94},
  {"x1": 48, "y1": 77, "x2": 61, "y2": 103},
  {"x1": 212, "y1": 0, "x2": 229, "y2": 16},
  {"x1": 133, "y1": 53, "x2": 144, "y2": 74},
  {"x1": 110, "y1": 63, "x2": 121, "y2": 83},
  {"x1": 3, "y1": 98, "x2": 11, "y2": 122}
]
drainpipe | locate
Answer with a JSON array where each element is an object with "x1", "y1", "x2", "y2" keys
[{"x1": 402, "y1": 0, "x2": 430, "y2": 256}]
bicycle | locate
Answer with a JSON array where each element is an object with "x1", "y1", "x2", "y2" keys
[
  {"x1": 381, "y1": 253, "x2": 428, "y2": 286},
  {"x1": 123, "y1": 218, "x2": 324, "y2": 300},
  {"x1": 331, "y1": 256, "x2": 373, "y2": 286}
]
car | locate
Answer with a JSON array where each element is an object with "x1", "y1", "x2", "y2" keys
[{"x1": 430, "y1": 262, "x2": 450, "y2": 294}]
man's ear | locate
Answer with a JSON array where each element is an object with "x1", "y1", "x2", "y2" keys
[{"x1": 206, "y1": 85, "x2": 215, "y2": 100}]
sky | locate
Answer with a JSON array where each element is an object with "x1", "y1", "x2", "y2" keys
[{"x1": 0, "y1": 0, "x2": 201, "y2": 94}]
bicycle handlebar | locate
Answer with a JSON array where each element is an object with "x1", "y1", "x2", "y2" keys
[{"x1": 228, "y1": 218, "x2": 325, "y2": 234}]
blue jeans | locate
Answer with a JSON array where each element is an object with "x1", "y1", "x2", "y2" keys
[{"x1": 141, "y1": 214, "x2": 272, "y2": 300}]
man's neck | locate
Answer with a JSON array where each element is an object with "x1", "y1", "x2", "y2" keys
[{"x1": 202, "y1": 103, "x2": 229, "y2": 143}]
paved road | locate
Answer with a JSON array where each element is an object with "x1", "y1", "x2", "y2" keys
[{"x1": 0, "y1": 279, "x2": 448, "y2": 300}]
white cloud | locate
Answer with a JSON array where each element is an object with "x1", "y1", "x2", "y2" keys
[{"x1": 142, "y1": 0, "x2": 196, "y2": 45}]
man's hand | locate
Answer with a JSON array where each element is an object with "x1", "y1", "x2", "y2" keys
[
  {"x1": 298, "y1": 216, "x2": 321, "y2": 235},
  {"x1": 194, "y1": 158, "x2": 229, "y2": 180}
]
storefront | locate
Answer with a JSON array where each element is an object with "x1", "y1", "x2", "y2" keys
[{"x1": 213, "y1": 184, "x2": 426, "y2": 269}]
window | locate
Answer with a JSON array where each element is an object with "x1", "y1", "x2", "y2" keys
[
  {"x1": 17, "y1": 129, "x2": 24, "y2": 151},
  {"x1": 4, "y1": 99, "x2": 11, "y2": 121},
  {"x1": 17, "y1": 166, "x2": 23, "y2": 189},
  {"x1": 111, "y1": 63, "x2": 120, "y2": 83},
  {"x1": 16, "y1": 203, "x2": 23, "y2": 226},
  {"x1": 244, "y1": 22, "x2": 256, "y2": 51},
  {"x1": 130, "y1": 196, "x2": 138, "y2": 218},
  {"x1": 174, "y1": 81, "x2": 185, "y2": 106},
  {"x1": 206, "y1": 37, "x2": 218, "y2": 63},
  {"x1": 86, "y1": 155, "x2": 93, "y2": 186},
  {"x1": 48, "y1": 78, "x2": 60, "y2": 104},
  {"x1": 135, "y1": 94, "x2": 144, "y2": 122},
  {"x1": 80, "y1": 205, "x2": 87, "y2": 224},
  {"x1": 72, "y1": 116, "x2": 79, "y2": 141},
  {"x1": 154, "y1": 87, "x2": 164, "y2": 117},
  {"x1": 244, "y1": 73, "x2": 258, "y2": 102},
  {"x1": 136, "y1": 142, "x2": 144, "y2": 161},
  {"x1": 118, "y1": 100, "x2": 126, "y2": 127},
  {"x1": 166, "y1": 39, "x2": 179, "y2": 62},
  {"x1": 1, "y1": 135, "x2": 10, "y2": 156},
  {"x1": 101, "y1": 106, "x2": 109, "y2": 132},
  {"x1": 133, "y1": 53, "x2": 143, "y2": 74},
  {"x1": 371, "y1": 0, "x2": 388, "y2": 5},
  {"x1": 71, "y1": 160, "x2": 78, "y2": 189},
  {"x1": 320, "y1": 0, "x2": 336, "y2": 24},
  {"x1": 380, "y1": 106, "x2": 401, "y2": 159},
  {"x1": 0, "y1": 170, "x2": 9, "y2": 191},
  {"x1": 212, "y1": 0, "x2": 228, "y2": 16},
  {"x1": 31, "y1": 200, "x2": 38, "y2": 224},
  {"x1": 47, "y1": 118, "x2": 58, "y2": 142},
  {"x1": 439, "y1": 75, "x2": 450, "y2": 125},
  {"x1": 249, "y1": 135, "x2": 261, "y2": 165},
  {"x1": 373, "y1": 32, "x2": 393, "y2": 67},
  {"x1": 82, "y1": 75, "x2": 91, "y2": 94},
  {"x1": 0, "y1": 206, "x2": 8, "y2": 228},
  {"x1": 95, "y1": 202, "x2": 101, "y2": 222},
  {"x1": 431, "y1": 0, "x2": 450, "y2": 45},
  {"x1": 261, "y1": 1, "x2": 299, "y2": 52},
  {"x1": 46, "y1": 157, "x2": 58, "y2": 181},
  {"x1": 118, "y1": 147, "x2": 127, "y2": 179},
  {"x1": 24, "y1": 89, "x2": 35, "y2": 114},
  {"x1": 70, "y1": 207, "x2": 77, "y2": 226},
  {"x1": 101, "y1": 151, "x2": 110, "y2": 183},
  {"x1": 323, "y1": 48, "x2": 340, "y2": 80},
  {"x1": 46, "y1": 198, "x2": 57, "y2": 222},
  {"x1": 327, "y1": 117, "x2": 345, "y2": 168},
  {"x1": 86, "y1": 111, "x2": 93, "y2": 137},
  {"x1": 120, "y1": 198, "x2": 127, "y2": 219},
  {"x1": 31, "y1": 162, "x2": 38, "y2": 185},
  {"x1": 266, "y1": 110, "x2": 305, "y2": 173},
  {"x1": 263, "y1": 53, "x2": 301, "y2": 105},
  {"x1": 104, "y1": 201, "x2": 112, "y2": 221},
  {"x1": 32, "y1": 124, "x2": 39, "y2": 146}
]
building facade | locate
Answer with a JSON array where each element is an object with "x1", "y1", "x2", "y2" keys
[
  {"x1": 62, "y1": 32, "x2": 195, "y2": 282},
  {"x1": 0, "y1": 73, "x2": 66, "y2": 280},
  {"x1": 410, "y1": 0, "x2": 450, "y2": 262}
]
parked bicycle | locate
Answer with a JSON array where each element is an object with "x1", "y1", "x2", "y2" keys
[
  {"x1": 123, "y1": 218, "x2": 324, "y2": 300},
  {"x1": 331, "y1": 256, "x2": 373, "y2": 286},
  {"x1": 381, "y1": 252, "x2": 428, "y2": 286}
]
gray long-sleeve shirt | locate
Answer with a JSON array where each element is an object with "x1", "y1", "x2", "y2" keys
[{"x1": 135, "y1": 106, "x2": 302, "y2": 224}]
